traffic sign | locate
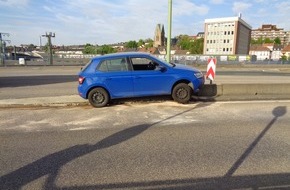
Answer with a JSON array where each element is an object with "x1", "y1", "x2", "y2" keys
[{"x1": 206, "y1": 58, "x2": 216, "y2": 81}]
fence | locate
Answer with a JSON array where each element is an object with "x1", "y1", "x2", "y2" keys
[{"x1": 2, "y1": 54, "x2": 290, "y2": 66}]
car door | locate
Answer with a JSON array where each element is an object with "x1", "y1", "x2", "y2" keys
[
  {"x1": 97, "y1": 57, "x2": 134, "y2": 98},
  {"x1": 130, "y1": 57, "x2": 173, "y2": 96}
]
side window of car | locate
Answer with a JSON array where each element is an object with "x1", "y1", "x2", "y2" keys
[
  {"x1": 97, "y1": 58, "x2": 129, "y2": 72},
  {"x1": 131, "y1": 57, "x2": 159, "y2": 71}
]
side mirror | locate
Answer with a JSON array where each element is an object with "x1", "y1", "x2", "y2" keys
[{"x1": 157, "y1": 66, "x2": 167, "y2": 72}]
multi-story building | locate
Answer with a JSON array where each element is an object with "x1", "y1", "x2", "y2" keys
[
  {"x1": 203, "y1": 16, "x2": 252, "y2": 55},
  {"x1": 153, "y1": 24, "x2": 165, "y2": 47},
  {"x1": 251, "y1": 24, "x2": 289, "y2": 45}
]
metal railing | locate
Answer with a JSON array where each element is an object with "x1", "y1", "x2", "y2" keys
[{"x1": 2, "y1": 54, "x2": 290, "y2": 66}]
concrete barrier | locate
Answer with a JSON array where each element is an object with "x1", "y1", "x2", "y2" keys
[
  {"x1": 197, "y1": 83, "x2": 290, "y2": 101},
  {"x1": 221, "y1": 84, "x2": 290, "y2": 95}
]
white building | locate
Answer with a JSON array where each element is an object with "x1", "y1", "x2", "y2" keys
[
  {"x1": 249, "y1": 45, "x2": 271, "y2": 60},
  {"x1": 203, "y1": 16, "x2": 252, "y2": 55}
]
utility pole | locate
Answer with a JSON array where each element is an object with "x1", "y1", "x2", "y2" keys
[
  {"x1": 39, "y1": 35, "x2": 42, "y2": 50},
  {"x1": 166, "y1": 0, "x2": 172, "y2": 63},
  {"x1": 0, "y1": 32, "x2": 10, "y2": 66},
  {"x1": 42, "y1": 32, "x2": 55, "y2": 65}
]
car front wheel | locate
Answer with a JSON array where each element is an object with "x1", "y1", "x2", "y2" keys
[
  {"x1": 172, "y1": 83, "x2": 192, "y2": 104},
  {"x1": 88, "y1": 87, "x2": 109, "y2": 108}
]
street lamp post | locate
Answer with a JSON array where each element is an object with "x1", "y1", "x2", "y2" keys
[
  {"x1": 166, "y1": 0, "x2": 172, "y2": 63},
  {"x1": 0, "y1": 32, "x2": 10, "y2": 66}
]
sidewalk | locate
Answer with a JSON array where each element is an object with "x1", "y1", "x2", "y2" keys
[{"x1": 0, "y1": 95, "x2": 88, "y2": 108}]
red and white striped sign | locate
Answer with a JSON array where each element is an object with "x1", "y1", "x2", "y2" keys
[{"x1": 206, "y1": 58, "x2": 216, "y2": 81}]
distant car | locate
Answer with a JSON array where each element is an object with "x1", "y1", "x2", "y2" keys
[{"x1": 78, "y1": 52, "x2": 204, "y2": 107}]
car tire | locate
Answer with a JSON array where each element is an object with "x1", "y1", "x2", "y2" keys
[
  {"x1": 172, "y1": 83, "x2": 192, "y2": 104},
  {"x1": 88, "y1": 87, "x2": 109, "y2": 108}
]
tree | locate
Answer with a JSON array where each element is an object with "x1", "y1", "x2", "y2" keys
[
  {"x1": 27, "y1": 44, "x2": 36, "y2": 51},
  {"x1": 190, "y1": 38, "x2": 204, "y2": 54},
  {"x1": 137, "y1": 39, "x2": 145, "y2": 47},
  {"x1": 251, "y1": 37, "x2": 275, "y2": 45},
  {"x1": 83, "y1": 44, "x2": 97, "y2": 54},
  {"x1": 125, "y1": 40, "x2": 138, "y2": 49},
  {"x1": 177, "y1": 35, "x2": 192, "y2": 50},
  {"x1": 274, "y1": 37, "x2": 281, "y2": 44},
  {"x1": 144, "y1": 38, "x2": 154, "y2": 48},
  {"x1": 264, "y1": 37, "x2": 273, "y2": 43},
  {"x1": 96, "y1": 45, "x2": 116, "y2": 54},
  {"x1": 176, "y1": 35, "x2": 204, "y2": 54}
]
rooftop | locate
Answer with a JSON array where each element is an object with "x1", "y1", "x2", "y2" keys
[{"x1": 205, "y1": 16, "x2": 252, "y2": 29}]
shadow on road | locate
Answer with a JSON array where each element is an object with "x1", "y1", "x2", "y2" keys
[
  {"x1": 0, "y1": 106, "x2": 287, "y2": 190},
  {"x1": 0, "y1": 105, "x2": 205, "y2": 189},
  {"x1": 0, "y1": 75, "x2": 77, "y2": 88}
]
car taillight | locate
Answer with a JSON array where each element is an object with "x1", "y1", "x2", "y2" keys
[{"x1": 78, "y1": 76, "x2": 85, "y2": 84}]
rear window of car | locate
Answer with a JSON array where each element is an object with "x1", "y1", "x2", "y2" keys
[
  {"x1": 81, "y1": 60, "x2": 92, "y2": 72},
  {"x1": 97, "y1": 58, "x2": 129, "y2": 72}
]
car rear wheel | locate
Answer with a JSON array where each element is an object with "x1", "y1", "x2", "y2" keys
[
  {"x1": 88, "y1": 87, "x2": 109, "y2": 108},
  {"x1": 172, "y1": 83, "x2": 192, "y2": 104}
]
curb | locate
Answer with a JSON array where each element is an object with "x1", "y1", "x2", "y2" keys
[
  {"x1": 1, "y1": 84, "x2": 290, "y2": 108},
  {"x1": 0, "y1": 95, "x2": 88, "y2": 108}
]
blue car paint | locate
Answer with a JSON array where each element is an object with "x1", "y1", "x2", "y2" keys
[{"x1": 78, "y1": 52, "x2": 204, "y2": 100}]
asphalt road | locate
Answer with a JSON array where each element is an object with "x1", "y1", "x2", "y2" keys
[
  {"x1": 0, "y1": 101, "x2": 289, "y2": 189},
  {"x1": 1, "y1": 66, "x2": 290, "y2": 99}
]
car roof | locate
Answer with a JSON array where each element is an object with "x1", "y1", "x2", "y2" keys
[{"x1": 91, "y1": 52, "x2": 151, "y2": 61}]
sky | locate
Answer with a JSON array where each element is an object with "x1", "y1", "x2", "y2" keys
[{"x1": 1, "y1": 0, "x2": 290, "y2": 46}]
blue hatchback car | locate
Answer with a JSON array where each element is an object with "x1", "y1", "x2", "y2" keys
[{"x1": 78, "y1": 52, "x2": 204, "y2": 107}]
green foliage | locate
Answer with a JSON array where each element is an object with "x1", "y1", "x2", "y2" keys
[
  {"x1": 97, "y1": 45, "x2": 117, "y2": 54},
  {"x1": 27, "y1": 44, "x2": 36, "y2": 51},
  {"x1": 274, "y1": 37, "x2": 281, "y2": 44},
  {"x1": 137, "y1": 39, "x2": 145, "y2": 47},
  {"x1": 281, "y1": 55, "x2": 287, "y2": 61},
  {"x1": 83, "y1": 44, "x2": 116, "y2": 55},
  {"x1": 83, "y1": 44, "x2": 98, "y2": 54},
  {"x1": 251, "y1": 37, "x2": 277, "y2": 44},
  {"x1": 190, "y1": 38, "x2": 204, "y2": 54},
  {"x1": 125, "y1": 40, "x2": 138, "y2": 49},
  {"x1": 264, "y1": 38, "x2": 273, "y2": 43},
  {"x1": 177, "y1": 35, "x2": 192, "y2": 50},
  {"x1": 177, "y1": 35, "x2": 204, "y2": 54},
  {"x1": 144, "y1": 38, "x2": 153, "y2": 48}
]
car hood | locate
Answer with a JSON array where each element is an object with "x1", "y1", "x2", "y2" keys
[{"x1": 173, "y1": 64, "x2": 201, "y2": 73}]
